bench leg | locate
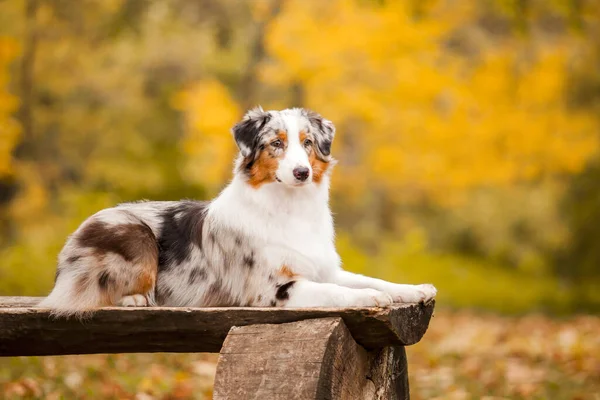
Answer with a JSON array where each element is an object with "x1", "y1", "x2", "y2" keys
[{"x1": 213, "y1": 317, "x2": 409, "y2": 399}]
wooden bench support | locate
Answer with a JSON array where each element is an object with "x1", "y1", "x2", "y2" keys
[
  {"x1": 214, "y1": 318, "x2": 409, "y2": 400},
  {"x1": 0, "y1": 297, "x2": 434, "y2": 399}
]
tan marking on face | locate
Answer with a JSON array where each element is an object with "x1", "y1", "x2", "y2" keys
[
  {"x1": 247, "y1": 148, "x2": 279, "y2": 188},
  {"x1": 300, "y1": 130, "x2": 329, "y2": 183},
  {"x1": 277, "y1": 130, "x2": 288, "y2": 142},
  {"x1": 247, "y1": 131, "x2": 288, "y2": 188},
  {"x1": 279, "y1": 265, "x2": 298, "y2": 279},
  {"x1": 309, "y1": 150, "x2": 329, "y2": 184},
  {"x1": 299, "y1": 131, "x2": 308, "y2": 143}
]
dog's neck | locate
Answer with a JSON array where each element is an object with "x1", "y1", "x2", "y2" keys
[
  {"x1": 207, "y1": 170, "x2": 332, "y2": 231},
  {"x1": 231, "y1": 172, "x2": 331, "y2": 215}
]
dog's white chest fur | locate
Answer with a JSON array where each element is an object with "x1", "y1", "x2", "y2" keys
[{"x1": 209, "y1": 175, "x2": 340, "y2": 284}]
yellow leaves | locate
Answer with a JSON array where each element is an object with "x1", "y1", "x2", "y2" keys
[
  {"x1": 173, "y1": 80, "x2": 240, "y2": 191},
  {"x1": 259, "y1": 1, "x2": 599, "y2": 203},
  {"x1": 0, "y1": 36, "x2": 21, "y2": 177},
  {"x1": 8, "y1": 162, "x2": 49, "y2": 227}
]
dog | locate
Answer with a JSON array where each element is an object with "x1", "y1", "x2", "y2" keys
[{"x1": 39, "y1": 107, "x2": 437, "y2": 316}]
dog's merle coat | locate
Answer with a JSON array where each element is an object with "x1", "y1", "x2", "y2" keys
[{"x1": 40, "y1": 108, "x2": 436, "y2": 316}]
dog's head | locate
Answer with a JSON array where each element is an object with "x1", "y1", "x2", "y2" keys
[{"x1": 232, "y1": 107, "x2": 336, "y2": 188}]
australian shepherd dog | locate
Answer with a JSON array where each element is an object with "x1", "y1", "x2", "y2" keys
[{"x1": 40, "y1": 107, "x2": 436, "y2": 316}]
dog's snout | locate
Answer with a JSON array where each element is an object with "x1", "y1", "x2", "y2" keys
[{"x1": 293, "y1": 166, "x2": 310, "y2": 182}]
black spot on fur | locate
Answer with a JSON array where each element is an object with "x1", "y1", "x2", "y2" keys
[
  {"x1": 275, "y1": 281, "x2": 296, "y2": 301},
  {"x1": 232, "y1": 109, "x2": 271, "y2": 159},
  {"x1": 98, "y1": 271, "x2": 114, "y2": 291},
  {"x1": 243, "y1": 253, "x2": 255, "y2": 269},
  {"x1": 188, "y1": 267, "x2": 207, "y2": 285},
  {"x1": 235, "y1": 236, "x2": 242, "y2": 246},
  {"x1": 157, "y1": 201, "x2": 208, "y2": 272},
  {"x1": 318, "y1": 139, "x2": 332, "y2": 157},
  {"x1": 270, "y1": 300, "x2": 277, "y2": 307}
]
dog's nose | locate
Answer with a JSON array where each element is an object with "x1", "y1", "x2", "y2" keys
[{"x1": 293, "y1": 166, "x2": 310, "y2": 182}]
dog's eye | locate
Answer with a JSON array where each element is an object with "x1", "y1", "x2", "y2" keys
[
  {"x1": 271, "y1": 139, "x2": 283, "y2": 148},
  {"x1": 303, "y1": 139, "x2": 313, "y2": 147}
]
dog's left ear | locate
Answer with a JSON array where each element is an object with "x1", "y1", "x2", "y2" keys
[
  {"x1": 231, "y1": 106, "x2": 271, "y2": 158},
  {"x1": 303, "y1": 109, "x2": 335, "y2": 161}
]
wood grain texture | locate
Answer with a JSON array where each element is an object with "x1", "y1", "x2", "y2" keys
[
  {"x1": 366, "y1": 346, "x2": 410, "y2": 400},
  {"x1": 0, "y1": 296, "x2": 434, "y2": 357},
  {"x1": 214, "y1": 318, "x2": 410, "y2": 400}
]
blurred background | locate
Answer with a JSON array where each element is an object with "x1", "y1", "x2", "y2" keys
[{"x1": 1, "y1": 0, "x2": 599, "y2": 398}]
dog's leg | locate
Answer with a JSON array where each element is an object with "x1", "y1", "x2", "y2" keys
[
  {"x1": 118, "y1": 294, "x2": 148, "y2": 307},
  {"x1": 282, "y1": 280, "x2": 393, "y2": 307},
  {"x1": 331, "y1": 270, "x2": 437, "y2": 304}
]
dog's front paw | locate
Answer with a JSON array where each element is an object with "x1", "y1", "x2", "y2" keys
[
  {"x1": 415, "y1": 284, "x2": 437, "y2": 303},
  {"x1": 348, "y1": 288, "x2": 393, "y2": 307},
  {"x1": 390, "y1": 284, "x2": 437, "y2": 304}
]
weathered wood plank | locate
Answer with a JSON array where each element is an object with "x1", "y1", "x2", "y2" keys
[
  {"x1": 214, "y1": 318, "x2": 353, "y2": 399},
  {"x1": 0, "y1": 296, "x2": 41, "y2": 308},
  {"x1": 0, "y1": 296, "x2": 434, "y2": 357},
  {"x1": 367, "y1": 346, "x2": 410, "y2": 399},
  {"x1": 214, "y1": 318, "x2": 410, "y2": 400}
]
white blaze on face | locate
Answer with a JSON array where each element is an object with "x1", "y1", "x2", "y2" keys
[{"x1": 276, "y1": 114, "x2": 312, "y2": 186}]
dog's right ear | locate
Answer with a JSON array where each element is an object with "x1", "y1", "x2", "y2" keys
[{"x1": 231, "y1": 106, "x2": 271, "y2": 158}]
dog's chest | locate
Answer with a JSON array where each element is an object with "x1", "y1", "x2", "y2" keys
[{"x1": 258, "y1": 212, "x2": 338, "y2": 280}]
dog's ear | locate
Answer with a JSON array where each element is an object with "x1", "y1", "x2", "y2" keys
[
  {"x1": 303, "y1": 109, "x2": 335, "y2": 161},
  {"x1": 231, "y1": 106, "x2": 271, "y2": 158}
]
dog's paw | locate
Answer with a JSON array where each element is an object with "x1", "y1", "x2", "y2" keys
[
  {"x1": 118, "y1": 294, "x2": 148, "y2": 307},
  {"x1": 348, "y1": 288, "x2": 393, "y2": 307},
  {"x1": 390, "y1": 284, "x2": 437, "y2": 304},
  {"x1": 416, "y1": 284, "x2": 437, "y2": 303}
]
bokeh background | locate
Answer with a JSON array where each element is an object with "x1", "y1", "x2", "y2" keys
[{"x1": 1, "y1": 0, "x2": 599, "y2": 398}]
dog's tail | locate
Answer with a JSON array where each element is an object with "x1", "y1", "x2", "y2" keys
[{"x1": 37, "y1": 269, "x2": 115, "y2": 318}]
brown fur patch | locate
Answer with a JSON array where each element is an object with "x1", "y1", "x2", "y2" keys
[
  {"x1": 277, "y1": 130, "x2": 287, "y2": 143},
  {"x1": 129, "y1": 269, "x2": 156, "y2": 295},
  {"x1": 299, "y1": 130, "x2": 330, "y2": 184},
  {"x1": 76, "y1": 218, "x2": 159, "y2": 303},
  {"x1": 77, "y1": 220, "x2": 158, "y2": 265},
  {"x1": 247, "y1": 151, "x2": 278, "y2": 187},
  {"x1": 247, "y1": 133, "x2": 289, "y2": 188},
  {"x1": 299, "y1": 131, "x2": 308, "y2": 143},
  {"x1": 279, "y1": 265, "x2": 298, "y2": 279},
  {"x1": 309, "y1": 151, "x2": 330, "y2": 184}
]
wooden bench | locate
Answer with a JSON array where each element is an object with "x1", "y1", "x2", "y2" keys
[{"x1": 0, "y1": 296, "x2": 434, "y2": 399}]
